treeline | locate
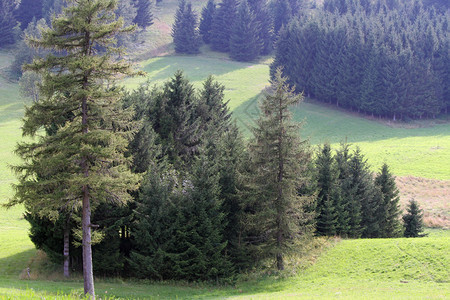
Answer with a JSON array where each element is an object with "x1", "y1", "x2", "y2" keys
[
  {"x1": 172, "y1": 0, "x2": 306, "y2": 61},
  {"x1": 272, "y1": 0, "x2": 450, "y2": 119},
  {"x1": 24, "y1": 70, "x2": 414, "y2": 281},
  {"x1": 1, "y1": 0, "x2": 153, "y2": 79}
]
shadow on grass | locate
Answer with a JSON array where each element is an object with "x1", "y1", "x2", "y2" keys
[
  {"x1": 139, "y1": 55, "x2": 255, "y2": 84},
  {"x1": 233, "y1": 96, "x2": 450, "y2": 145},
  {"x1": 0, "y1": 248, "x2": 36, "y2": 277},
  {"x1": 0, "y1": 272, "x2": 290, "y2": 299}
]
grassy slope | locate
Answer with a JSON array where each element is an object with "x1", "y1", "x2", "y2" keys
[
  {"x1": 0, "y1": 51, "x2": 37, "y2": 279},
  {"x1": 0, "y1": 230, "x2": 448, "y2": 299}
]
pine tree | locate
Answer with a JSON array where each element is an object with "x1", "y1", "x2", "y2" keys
[
  {"x1": 172, "y1": 0, "x2": 200, "y2": 54},
  {"x1": 199, "y1": 0, "x2": 216, "y2": 44},
  {"x1": 210, "y1": 0, "x2": 238, "y2": 52},
  {"x1": 134, "y1": 0, "x2": 153, "y2": 29},
  {"x1": 334, "y1": 143, "x2": 354, "y2": 237},
  {"x1": 154, "y1": 71, "x2": 201, "y2": 168},
  {"x1": 247, "y1": 68, "x2": 313, "y2": 270},
  {"x1": 272, "y1": 0, "x2": 291, "y2": 35},
  {"x1": 14, "y1": 0, "x2": 43, "y2": 29},
  {"x1": 0, "y1": 0, "x2": 17, "y2": 48},
  {"x1": 197, "y1": 75, "x2": 231, "y2": 133},
  {"x1": 314, "y1": 143, "x2": 338, "y2": 236},
  {"x1": 229, "y1": 0, "x2": 261, "y2": 62},
  {"x1": 7, "y1": 1, "x2": 140, "y2": 297},
  {"x1": 349, "y1": 148, "x2": 375, "y2": 238},
  {"x1": 375, "y1": 163, "x2": 402, "y2": 237},
  {"x1": 248, "y1": 0, "x2": 273, "y2": 55},
  {"x1": 403, "y1": 200, "x2": 425, "y2": 238}
]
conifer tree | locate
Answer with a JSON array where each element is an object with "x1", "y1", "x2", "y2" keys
[
  {"x1": 273, "y1": 0, "x2": 291, "y2": 35},
  {"x1": 334, "y1": 143, "x2": 353, "y2": 236},
  {"x1": 375, "y1": 163, "x2": 402, "y2": 237},
  {"x1": 0, "y1": 0, "x2": 17, "y2": 47},
  {"x1": 14, "y1": 0, "x2": 43, "y2": 29},
  {"x1": 247, "y1": 68, "x2": 313, "y2": 270},
  {"x1": 6, "y1": 1, "x2": 140, "y2": 297},
  {"x1": 314, "y1": 143, "x2": 338, "y2": 236},
  {"x1": 134, "y1": 0, "x2": 154, "y2": 29},
  {"x1": 172, "y1": 0, "x2": 200, "y2": 54},
  {"x1": 210, "y1": 0, "x2": 238, "y2": 52},
  {"x1": 348, "y1": 148, "x2": 374, "y2": 238},
  {"x1": 403, "y1": 200, "x2": 425, "y2": 238},
  {"x1": 199, "y1": 0, "x2": 216, "y2": 44},
  {"x1": 229, "y1": 0, "x2": 261, "y2": 62}
]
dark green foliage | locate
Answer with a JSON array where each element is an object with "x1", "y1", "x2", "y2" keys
[
  {"x1": 375, "y1": 164, "x2": 402, "y2": 238},
  {"x1": 272, "y1": 0, "x2": 291, "y2": 34},
  {"x1": 0, "y1": 0, "x2": 17, "y2": 47},
  {"x1": 403, "y1": 200, "x2": 425, "y2": 238},
  {"x1": 229, "y1": 0, "x2": 261, "y2": 62},
  {"x1": 348, "y1": 148, "x2": 375, "y2": 238},
  {"x1": 248, "y1": 0, "x2": 273, "y2": 55},
  {"x1": 271, "y1": 0, "x2": 449, "y2": 119},
  {"x1": 14, "y1": 0, "x2": 43, "y2": 30},
  {"x1": 197, "y1": 75, "x2": 231, "y2": 133},
  {"x1": 134, "y1": 0, "x2": 153, "y2": 29},
  {"x1": 172, "y1": 0, "x2": 200, "y2": 54},
  {"x1": 314, "y1": 143, "x2": 338, "y2": 236},
  {"x1": 199, "y1": 0, "x2": 216, "y2": 44},
  {"x1": 246, "y1": 68, "x2": 313, "y2": 270},
  {"x1": 210, "y1": 0, "x2": 238, "y2": 52},
  {"x1": 154, "y1": 71, "x2": 201, "y2": 168},
  {"x1": 126, "y1": 73, "x2": 245, "y2": 280}
]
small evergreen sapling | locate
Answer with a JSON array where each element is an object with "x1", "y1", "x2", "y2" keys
[{"x1": 403, "y1": 200, "x2": 425, "y2": 238}]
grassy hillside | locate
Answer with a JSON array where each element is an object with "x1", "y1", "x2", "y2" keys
[{"x1": 0, "y1": 230, "x2": 448, "y2": 299}]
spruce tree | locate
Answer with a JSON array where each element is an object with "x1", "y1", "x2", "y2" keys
[
  {"x1": 375, "y1": 163, "x2": 402, "y2": 237},
  {"x1": 349, "y1": 147, "x2": 375, "y2": 238},
  {"x1": 134, "y1": 0, "x2": 153, "y2": 29},
  {"x1": 199, "y1": 0, "x2": 216, "y2": 44},
  {"x1": 172, "y1": 0, "x2": 200, "y2": 54},
  {"x1": 0, "y1": 0, "x2": 17, "y2": 47},
  {"x1": 272, "y1": 0, "x2": 291, "y2": 35},
  {"x1": 247, "y1": 68, "x2": 312, "y2": 270},
  {"x1": 403, "y1": 200, "x2": 425, "y2": 238},
  {"x1": 7, "y1": 1, "x2": 140, "y2": 297},
  {"x1": 14, "y1": 0, "x2": 43, "y2": 30},
  {"x1": 334, "y1": 143, "x2": 353, "y2": 236},
  {"x1": 314, "y1": 143, "x2": 338, "y2": 236},
  {"x1": 210, "y1": 0, "x2": 238, "y2": 52},
  {"x1": 229, "y1": 0, "x2": 261, "y2": 62}
]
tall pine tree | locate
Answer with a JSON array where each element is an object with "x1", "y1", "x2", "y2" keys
[
  {"x1": 247, "y1": 68, "x2": 313, "y2": 270},
  {"x1": 229, "y1": 0, "x2": 261, "y2": 62},
  {"x1": 172, "y1": 0, "x2": 200, "y2": 54},
  {"x1": 7, "y1": 1, "x2": 140, "y2": 297},
  {"x1": 199, "y1": 0, "x2": 216, "y2": 44}
]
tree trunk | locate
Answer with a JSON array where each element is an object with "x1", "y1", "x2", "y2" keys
[
  {"x1": 63, "y1": 220, "x2": 70, "y2": 278},
  {"x1": 81, "y1": 88, "x2": 95, "y2": 298},
  {"x1": 82, "y1": 186, "x2": 95, "y2": 298}
]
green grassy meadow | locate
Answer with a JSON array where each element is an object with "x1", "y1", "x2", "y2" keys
[{"x1": 0, "y1": 37, "x2": 449, "y2": 298}]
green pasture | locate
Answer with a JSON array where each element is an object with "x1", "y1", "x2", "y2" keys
[{"x1": 0, "y1": 230, "x2": 448, "y2": 299}]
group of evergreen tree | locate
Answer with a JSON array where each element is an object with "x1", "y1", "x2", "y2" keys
[
  {"x1": 2, "y1": 0, "x2": 153, "y2": 78},
  {"x1": 174, "y1": 0, "x2": 306, "y2": 61},
  {"x1": 272, "y1": 0, "x2": 450, "y2": 119},
  {"x1": 313, "y1": 143, "x2": 402, "y2": 238}
]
